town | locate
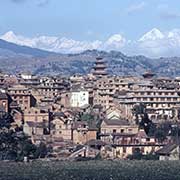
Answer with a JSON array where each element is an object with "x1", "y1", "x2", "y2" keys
[{"x1": 0, "y1": 57, "x2": 180, "y2": 161}]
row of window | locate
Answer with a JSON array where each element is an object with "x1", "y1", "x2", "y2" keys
[
  {"x1": 134, "y1": 92, "x2": 176, "y2": 96},
  {"x1": 136, "y1": 97, "x2": 178, "y2": 101},
  {"x1": 103, "y1": 129, "x2": 132, "y2": 134}
]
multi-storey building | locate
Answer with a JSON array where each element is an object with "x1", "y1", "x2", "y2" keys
[
  {"x1": 70, "y1": 89, "x2": 89, "y2": 108},
  {"x1": 114, "y1": 88, "x2": 180, "y2": 122},
  {"x1": 93, "y1": 76, "x2": 139, "y2": 110},
  {"x1": 8, "y1": 85, "x2": 36, "y2": 110}
]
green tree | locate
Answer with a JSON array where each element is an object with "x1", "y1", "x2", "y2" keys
[
  {"x1": 139, "y1": 113, "x2": 154, "y2": 134},
  {"x1": 34, "y1": 142, "x2": 48, "y2": 158},
  {"x1": 0, "y1": 111, "x2": 14, "y2": 129},
  {"x1": 133, "y1": 103, "x2": 154, "y2": 134},
  {"x1": 154, "y1": 129, "x2": 166, "y2": 143},
  {"x1": 80, "y1": 113, "x2": 94, "y2": 122},
  {"x1": 0, "y1": 111, "x2": 41, "y2": 161},
  {"x1": 128, "y1": 148, "x2": 143, "y2": 160}
]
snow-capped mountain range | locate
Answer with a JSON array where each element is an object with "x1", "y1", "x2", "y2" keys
[
  {"x1": 0, "y1": 31, "x2": 125, "y2": 54},
  {"x1": 1, "y1": 28, "x2": 180, "y2": 57},
  {"x1": 139, "y1": 28, "x2": 165, "y2": 41}
]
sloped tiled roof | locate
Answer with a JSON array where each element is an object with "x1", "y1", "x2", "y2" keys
[
  {"x1": 85, "y1": 139, "x2": 107, "y2": 146},
  {"x1": 10, "y1": 101, "x2": 19, "y2": 107},
  {"x1": 0, "y1": 92, "x2": 8, "y2": 100},
  {"x1": 103, "y1": 119, "x2": 130, "y2": 126},
  {"x1": 25, "y1": 121, "x2": 44, "y2": 128},
  {"x1": 135, "y1": 129, "x2": 148, "y2": 139},
  {"x1": 54, "y1": 112, "x2": 67, "y2": 118},
  {"x1": 156, "y1": 143, "x2": 178, "y2": 155}
]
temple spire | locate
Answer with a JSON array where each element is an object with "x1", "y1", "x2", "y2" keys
[{"x1": 93, "y1": 57, "x2": 108, "y2": 78}]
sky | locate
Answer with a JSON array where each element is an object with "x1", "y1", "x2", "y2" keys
[{"x1": 1, "y1": 0, "x2": 180, "y2": 57}]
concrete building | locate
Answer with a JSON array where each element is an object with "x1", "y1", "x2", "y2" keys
[
  {"x1": 70, "y1": 90, "x2": 89, "y2": 108},
  {"x1": 115, "y1": 89, "x2": 180, "y2": 122}
]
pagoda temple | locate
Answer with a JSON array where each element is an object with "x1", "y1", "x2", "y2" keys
[
  {"x1": 142, "y1": 71, "x2": 156, "y2": 79},
  {"x1": 93, "y1": 57, "x2": 108, "y2": 78}
]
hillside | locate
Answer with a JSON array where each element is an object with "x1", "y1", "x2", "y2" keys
[
  {"x1": 0, "y1": 39, "x2": 57, "y2": 58},
  {"x1": 0, "y1": 39, "x2": 180, "y2": 76}
]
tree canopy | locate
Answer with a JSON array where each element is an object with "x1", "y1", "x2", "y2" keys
[{"x1": 0, "y1": 111, "x2": 48, "y2": 161}]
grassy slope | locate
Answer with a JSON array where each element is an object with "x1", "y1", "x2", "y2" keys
[{"x1": 0, "y1": 160, "x2": 180, "y2": 180}]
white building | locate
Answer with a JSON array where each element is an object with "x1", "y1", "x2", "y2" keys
[
  {"x1": 70, "y1": 90, "x2": 89, "y2": 107},
  {"x1": 21, "y1": 73, "x2": 32, "y2": 80}
]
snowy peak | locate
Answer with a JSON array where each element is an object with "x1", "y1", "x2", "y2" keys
[
  {"x1": 105, "y1": 34, "x2": 126, "y2": 49},
  {"x1": 0, "y1": 31, "x2": 36, "y2": 47},
  {"x1": 1, "y1": 31, "x2": 18, "y2": 43},
  {"x1": 2, "y1": 31, "x2": 16, "y2": 39},
  {"x1": 168, "y1": 29, "x2": 180, "y2": 39},
  {"x1": 106, "y1": 34, "x2": 125, "y2": 44},
  {"x1": 2, "y1": 28, "x2": 180, "y2": 57},
  {"x1": 0, "y1": 31, "x2": 103, "y2": 53},
  {"x1": 139, "y1": 28, "x2": 165, "y2": 41}
]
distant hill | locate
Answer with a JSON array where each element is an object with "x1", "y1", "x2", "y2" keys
[
  {"x1": 0, "y1": 39, "x2": 57, "y2": 58},
  {"x1": 0, "y1": 39, "x2": 180, "y2": 77}
]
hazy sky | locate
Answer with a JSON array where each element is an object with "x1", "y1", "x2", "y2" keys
[{"x1": 1, "y1": 0, "x2": 180, "y2": 40}]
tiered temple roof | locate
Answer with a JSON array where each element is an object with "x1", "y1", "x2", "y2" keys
[{"x1": 93, "y1": 57, "x2": 107, "y2": 78}]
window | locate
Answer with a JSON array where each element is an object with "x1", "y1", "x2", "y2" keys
[
  {"x1": 121, "y1": 129, "x2": 124, "y2": 133},
  {"x1": 2, "y1": 101, "x2": 6, "y2": 106},
  {"x1": 113, "y1": 129, "x2": 116, "y2": 133},
  {"x1": 123, "y1": 147, "x2": 126, "y2": 153}
]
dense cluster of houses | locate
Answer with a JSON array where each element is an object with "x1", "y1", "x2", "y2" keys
[{"x1": 0, "y1": 57, "x2": 180, "y2": 160}]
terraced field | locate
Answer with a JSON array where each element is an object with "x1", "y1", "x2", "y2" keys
[{"x1": 0, "y1": 160, "x2": 179, "y2": 180}]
